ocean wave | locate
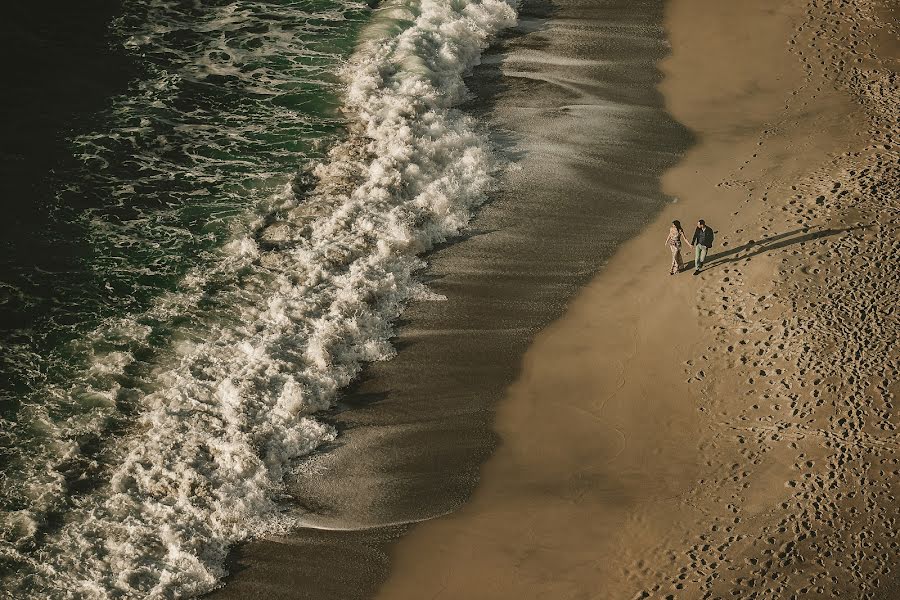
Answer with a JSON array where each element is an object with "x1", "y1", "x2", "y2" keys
[{"x1": 0, "y1": 0, "x2": 516, "y2": 597}]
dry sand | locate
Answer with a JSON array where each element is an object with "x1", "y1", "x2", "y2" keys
[{"x1": 374, "y1": 0, "x2": 900, "y2": 599}]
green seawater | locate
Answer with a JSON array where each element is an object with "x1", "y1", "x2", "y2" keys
[
  {"x1": 0, "y1": 0, "x2": 369, "y2": 547},
  {"x1": 0, "y1": 0, "x2": 369, "y2": 403}
]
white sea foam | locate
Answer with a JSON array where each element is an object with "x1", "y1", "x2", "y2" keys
[{"x1": 0, "y1": 0, "x2": 516, "y2": 597}]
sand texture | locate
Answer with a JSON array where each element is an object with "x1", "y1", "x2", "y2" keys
[{"x1": 374, "y1": 0, "x2": 900, "y2": 599}]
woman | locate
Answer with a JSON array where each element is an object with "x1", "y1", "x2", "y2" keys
[{"x1": 665, "y1": 220, "x2": 691, "y2": 275}]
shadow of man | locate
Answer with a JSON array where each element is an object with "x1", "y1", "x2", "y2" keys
[{"x1": 694, "y1": 224, "x2": 869, "y2": 272}]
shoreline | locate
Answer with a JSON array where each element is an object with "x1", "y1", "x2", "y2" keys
[
  {"x1": 374, "y1": 0, "x2": 900, "y2": 599},
  {"x1": 207, "y1": 0, "x2": 688, "y2": 597}
]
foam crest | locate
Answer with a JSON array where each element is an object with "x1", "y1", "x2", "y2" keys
[{"x1": 0, "y1": 0, "x2": 516, "y2": 597}]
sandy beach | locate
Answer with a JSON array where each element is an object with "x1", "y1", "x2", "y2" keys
[{"x1": 372, "y1": 0, "x2": 900, "y2": 599}]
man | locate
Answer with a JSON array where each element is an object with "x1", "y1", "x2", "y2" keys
[{"x1": 691, "y1": 219, "x2": 714, "y2": 274}]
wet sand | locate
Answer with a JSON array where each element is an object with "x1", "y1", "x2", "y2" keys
[
  {"x1": 375, "y1": 0, "x2": 900, "y2": 599},
  {"x1": 208, "y1": 0, "x2": 688, "y2": 597}
]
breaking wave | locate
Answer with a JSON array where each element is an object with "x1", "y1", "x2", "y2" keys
[{"x1": 0, "y1": 0, "x2": 517, "y2": 597}]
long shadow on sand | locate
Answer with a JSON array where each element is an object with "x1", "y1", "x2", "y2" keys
[{"x1": 691, "y1": 224, "x2": 868, "y2": 272}]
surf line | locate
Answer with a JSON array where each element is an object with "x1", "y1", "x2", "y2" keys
[{"x1": 2, "y1": 1, "x2": 520, "y2": 599}]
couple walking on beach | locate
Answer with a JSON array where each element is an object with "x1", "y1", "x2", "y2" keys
[{"x1": 666, "y1": 219, "x2": 714, "y2": 275}]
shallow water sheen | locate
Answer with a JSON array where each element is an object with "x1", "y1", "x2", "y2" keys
[{"x1": 0, "y1": 0, "x2": 517, "y2": 597}]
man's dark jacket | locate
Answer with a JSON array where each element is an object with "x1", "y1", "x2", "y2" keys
[{"x1": 692, "y1": 226, "x2": 714, "y2": 247}]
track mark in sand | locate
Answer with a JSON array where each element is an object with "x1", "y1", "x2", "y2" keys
[{"x1": 629, "y1": 0, "x2": 900, "y2": 598}]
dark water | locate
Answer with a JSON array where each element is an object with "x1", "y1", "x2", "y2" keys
[
  {"x1": 0, "y1": 1, "x2": 137, "y2": 392},
  {"x1": 0, "y1": 1, "x2": 361, "y2": 401}
]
